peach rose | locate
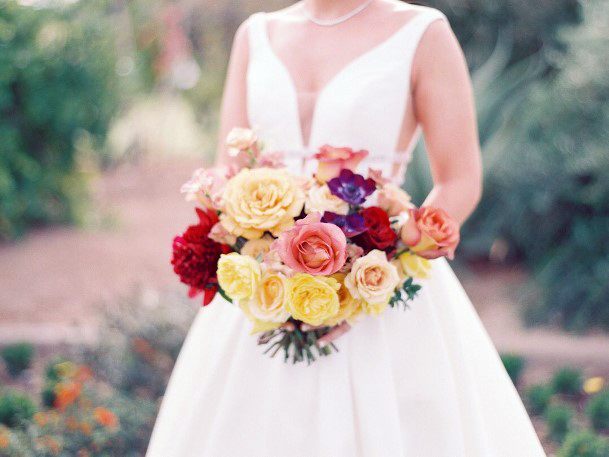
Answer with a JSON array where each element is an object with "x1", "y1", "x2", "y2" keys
[
  {"x1": 208, "y1": 222, "x2": 237, "y2": 246},
  {"x1": 377, "y1": 183, "x2": 414, "y2": 216},
  {"x1": 274, "y1": 212, "x2": 347, "y2": 275},
  {"x1": 400, "y1": 207, "x2": 460, "y2": 260},
  {"x1": 344, "y1": 249, "x2": 400, "y2": 313},
  {"x1": 313, "y1": 145, "x2": 369, "y2": 182}
]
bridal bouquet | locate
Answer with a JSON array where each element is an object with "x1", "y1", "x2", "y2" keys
[{"x1": 171, "y1": 128, "x2": 460, "y2": 364}]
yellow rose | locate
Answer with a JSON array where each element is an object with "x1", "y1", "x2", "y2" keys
[
  {"x1": 396, "y1": 252, "x2": 432, "y2": 279},
  {"x1": 286, "y1": 274, "x2": 340, "y2": 326},
  {"x1": 217, "y1": 253, "x2": 261, "y2": 300},
  {"x1": 241, "y1": 236, "x2": 274, "y2": 259},
  {"x1": 345, "y1": 249, "x2": 400, "y2": 315},
  {"x1": 304, "y1": 183, "x2": 349, "y2": 215},
  {"x1": 220, "y1": 168, "x2": 305, "y2": 240},
  {"x1": 323, "y1": 273, "x2": 363, "y2": 326},
  {"x1": 240, "y1": 270, "x2": 289, "y2": 334}
]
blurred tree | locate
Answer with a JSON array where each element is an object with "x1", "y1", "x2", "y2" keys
[
  {"x1": 413, "y1": 0, "x2": 581, "y2": 69},
  {"x1": 0, "y1": 1, "x2": 120, "y2": 239},
  {"x1": 460, "y1": 0, "x2": 609, "y2": 331}
]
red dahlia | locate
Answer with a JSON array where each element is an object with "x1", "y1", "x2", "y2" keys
[
  {"x1": 352, "y1": 206, "x2": 398, "y2": 253},
  {"x1": 171, "y1": 208, "x2": 232, "y2": 305}
]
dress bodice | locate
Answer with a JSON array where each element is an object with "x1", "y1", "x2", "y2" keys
[{"x1": 246, "y1": 8, "x2": 447, "y2": 184}]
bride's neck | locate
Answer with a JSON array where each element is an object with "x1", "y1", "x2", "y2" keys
[{"x1": 303, "y1": 0, "x2": 374, "y2": 19}]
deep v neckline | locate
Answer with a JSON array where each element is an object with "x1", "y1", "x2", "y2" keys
[{"x1": 259, "y1": 13, "x2": 422, "y2": 150}]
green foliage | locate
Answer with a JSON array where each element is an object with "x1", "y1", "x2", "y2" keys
[
  {"x1": 417, "y1": 0, "x2": 581, "y2": 68},
  {"x1": 545, "y1": 403, "x2": 574, "y2": 443},
  {"x1": 0, "y1": 391, "x2": 35, "y2": 428},
  {"x1": 526, "y1": 383, "x2": 554, "y2": 416},
  {"x1": 500, "y1": 353, "x2": 526, "y2": 386},
  {"x1": 459, "y1": 0, "x2": 609, "y2": 331},
  {"x1": 552, "y1": 368, "x2": 584, "y2": 396},
  {"x1": 0, "y1": 1, "x2": 120, "y2": 240},
  {"x1": 1, "y1": 343, "x2": 34, "y2": 377},
  {"x1": 586, "y1": 390, "x2": 609, "y2": 432},
  {"x1": 558, "y1": 430, "x2": 609, "y2": 457}
]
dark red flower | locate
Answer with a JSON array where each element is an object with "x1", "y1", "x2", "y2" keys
[
  {"x1": 352, "y1": 206, "x2": 398, "y2": 253},
  {"x1": 171, "y1": 208, "x2": 231, "y2": 306}
]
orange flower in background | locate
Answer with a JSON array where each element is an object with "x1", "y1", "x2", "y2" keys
[
  {"x1": 54, "y1": 381, "x2": 82, "y2": 411},
  {"x1": 400, "y1": 207, "x2": 460, "y2": 260},
  {"x1": 80, "y1": 421, "x2": 93, "y2": 436},
  {"x1": 0, "y1": 429, "x2": 9, "y2": 449},
  {"x1": 34, "y1": 412, "x2": 49, "y2": 427},
  {"x1": 93, "y1": 407, "x2": 119, "y2": 429},
  {"x1": 313, "y1": 145, "x2": 369, "y2": 182}
]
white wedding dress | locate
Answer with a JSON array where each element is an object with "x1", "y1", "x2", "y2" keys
[{"x1": 147, "y1": 8, "x2": 546, "y2": 457}]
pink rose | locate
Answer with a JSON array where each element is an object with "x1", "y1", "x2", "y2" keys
[
  {"x1": 313, "y1": 145, "x2": 369, "y2": 182},
  {"x1": 400, "y1": 207, "x2": 460, "y2": 260},
  {"x1": 274, "y1": 213, "x2": 347, "y2": 275},
  {"x1": 377, "y1": 183, "x2": 414, "y2": 216}
]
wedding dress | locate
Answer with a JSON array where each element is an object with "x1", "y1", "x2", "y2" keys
[{"x1": 147, "y1": 8, "x2": 546, "y2": 457}]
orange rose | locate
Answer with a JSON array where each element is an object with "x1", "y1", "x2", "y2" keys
[
  {"x1": 313, "y1": 145, "x2": 368, "y2": 182},
  {"x1": 400, "y1": 207, "x2": 460, "y2": 260}
]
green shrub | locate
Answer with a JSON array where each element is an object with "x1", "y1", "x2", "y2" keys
[
  {"x1": 458, "y1": 0, "x2": 609, "y2": 331},
  {"x1": 0, "y1": 392, "x2": 36, "y2": 428},
  {"x1": 586, "y1": 390, "x2": 609, "y2": 432},
  {"x1": 552, "y1": 368, "x2": 584, "y2": 396},
  {"x1": 545, "y1": 403, "x2": 574, "y2": 443},
  {"x1": 558, "y1": 430, "x2": 609, "y2": 457},
  {"x1": 526, "y1": 384, "x2": 554, "y2": 415},
  {"x1": 500, "y1": 353, "x2": 526, "y2": 386},
  {"x1": 0, "y1": 1, "x2": 120, "y2": 240},
  {"x1": 1, "y1": 343, "x2": 34, "y2": 377}
]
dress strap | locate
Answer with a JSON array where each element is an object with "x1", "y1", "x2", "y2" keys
[{"x1": 246, "y1": 12, "x2": 268, "y2": 56}]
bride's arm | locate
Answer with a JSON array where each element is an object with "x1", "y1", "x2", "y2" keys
[
  {"x1": 412, "y1": 20, "x2": 482, "y2": 225},
  {"x1": 215, "y1": 21, "x2": 251, "y2": 165}
]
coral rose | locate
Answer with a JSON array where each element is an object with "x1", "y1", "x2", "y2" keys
[
  {"x1": 240, "y1": 269, "x2": 289, "y2": 333},
  {"x1": 377, "y1": 183, "x2": 414, "y2": 216},
  {"x1": 274, "y1": 212, "x2": 347, "y2": 275},
  {"x1": 286, "y1": 274, "x2": 340, "y2": 326},
  {"x1": 345, "y1": 249, "x2": 400, "y2": 314},
  {"x1": 217, "y1": 253, "x2": 261, "y2": 301},
  {"x1": 400, "y1": 207, "x2": 460, "y2": 260},
  {"x1": 220, "y1": 168, "x2": 305, "y2": 240},
  {"x1": 313, "y1": 145, "x2": 369, "y2": 182}
]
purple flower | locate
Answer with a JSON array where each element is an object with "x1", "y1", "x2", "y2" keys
[
  {"x1": 322, "y1": 212, "x2": 368, "y2": 238},
  {"x1": 327, "y1": 169, "x2": 376, "y2": 206}
]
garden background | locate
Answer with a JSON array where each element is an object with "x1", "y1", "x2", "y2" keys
[{"x1": 0, "y1": 0, "x2": 608, "y2": 455}]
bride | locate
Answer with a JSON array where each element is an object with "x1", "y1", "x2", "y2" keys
[{"x1": 147, "y1": 1, "x2": 546, "y2": 456}]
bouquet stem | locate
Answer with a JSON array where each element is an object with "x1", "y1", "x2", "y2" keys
[{"x1": 258, "y1": 322, "x2": 338, "y2": 365}]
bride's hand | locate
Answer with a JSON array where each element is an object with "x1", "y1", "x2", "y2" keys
[{"x1": 300, "y1": 322, "x2": 352, "y2": 347}]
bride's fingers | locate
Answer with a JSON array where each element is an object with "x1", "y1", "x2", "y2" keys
[{"x1": 318, "y1": 322, "x2": 351, "y2": 347}]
